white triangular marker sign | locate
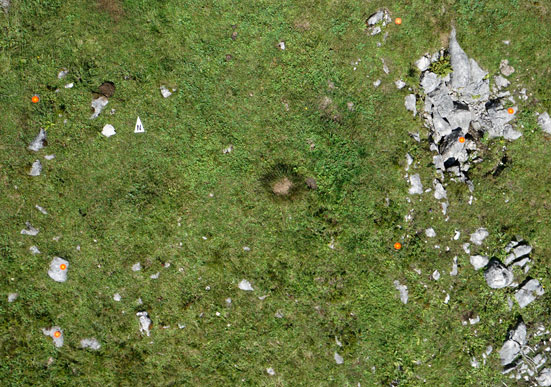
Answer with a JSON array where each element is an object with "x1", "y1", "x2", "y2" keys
[{"x1": 134, "y1": 116, "x2": 145, "y2": 133}]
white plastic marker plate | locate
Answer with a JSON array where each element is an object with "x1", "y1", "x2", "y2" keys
[{"x1": 134, "y1": 116, "x2": 145, "y2": 133}]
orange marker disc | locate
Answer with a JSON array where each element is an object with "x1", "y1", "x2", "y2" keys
[
  {"x1": 508, "y1": 108, "x2": 514, "y2": 114},
  {"x1": 459, "y1": 137, "x2": 465, "y2": 143},
  {"x1": 394, "y1": 242, "x2": 402, "y2": 250},
  {"x1": 395, "y1": 17, "x2": 402, "y2": 25},
  {"x1": 31, "y1": 95, "x2": 39, "y2": 103},
  {"x1": 54, "y1": 331, "x2": 61, "y2": 338},
  {"x1": 60, "y1": 264, "x2": 67, "y2": 270}
]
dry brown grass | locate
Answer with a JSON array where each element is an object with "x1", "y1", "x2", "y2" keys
[{"x1": 96, "y1": 0, "x2": 124, "y2": 21}]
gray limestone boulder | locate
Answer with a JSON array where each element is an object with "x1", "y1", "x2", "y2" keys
[
  {"x1": 470, "y1": 255, "x2": 489, "y2": 270},
  {"x1": 28, "y1": 129, "x2": 47, "y2": 152},
  {"x1": 537, "y1": 368, "x2": 551, "y2": 386},
  {"x1": 484, "y1": 258, "x2": 513, "y2": 289},
  {"x1": 29, "y1": 160, "x2": 42, "y2": 176},
  {"x1": 80, "y1": 338, "x2": 101, "y2": 350},
  {"x1": 470, "y1": 228, "x2": 489, "y2": 245},
  {"x1": 405, "y1": 94, "x2": 417, "y2": 116},
  {"x1": 408, "y1": 174, "x2": 423, "y2": 195},
  {"x1": 48, "y1": 257, "x2": 69, "y2": 282},
  {"x1": 42, "y1": 326, "x2": 64, "y2": 348},
  {"x1": 538, "y1": 112, "x2": 551, "y2": 134},
  {"x1": 449, "y1": 28, "x2": 471, "y2": 90}
]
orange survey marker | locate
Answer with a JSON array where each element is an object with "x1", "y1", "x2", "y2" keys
[
  {"x1": 60, "y1": 264, "x2": 67, "y2": 270},
  {"x1": 54, "y1": 331, "x2": 61, "y2": 338},
  {"x1": 31, "y1": 95, "x2": 39, "y2": 103},
  {"x1": 395, "y1": 18, "x2": 402, "y2": 25},
  {"x1": 459, "y1": 137, "x2": 465, "y2": 143},
  {"x1": 394, "y1": 242, "x2": 402, "y2": 250},
  {"x1": 508, "y1": 108, "x2": 514, "y2": 114}
]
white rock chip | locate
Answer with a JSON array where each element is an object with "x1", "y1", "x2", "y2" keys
[
  {"x1": 408, "y1": 174, "x2": 423, "y2": 195},
  {"x1": 57, "y1": 69, "x2": 68, "y2": 79},
  {"x1": 29, "y1": 245, "x2": 41, "y2": 254},
  {"x1": 395, "y1": 80, "x2": 406, "y2": 89},
  {"x1": 90, "y1": 96, "x2": 109, "y2": 119},
  {"x1": 432, "y1": 270, "x2": 441, "y2": 281},
  {"x1": 433, "y1": 179, "x2": 447, "y2": 200},
  {"x1": 113, "y1": 293, "x2": 121, "y2": 302},
  {"x1": 373, "y1": 79, "x2": 381, "y2": 88},
  {"x1": 42, "y1": 326, "x2": 64, "y2": 347},
  {"x1": 450, "y1": 256, "x2": 458, "y2": 276},
  {"x1": 453, "y1": 230, "x2": 461, "y2": 240},
  {"x1": 132, "y1": 262, "x2": 142, "y2": 272},
  {"x1": 44, "y1": 154, "x2": 55, "y2": 160},
  {"x1": 238, "y1": 279, "x2": 254, "y2": 291},
  {"x1": 381, "y1": 58, "x2": 389, "y2": 74},
  {"x1": 470, "y1": 255, "x2": 489, "y2": 270},
  {"x1": 21, "y1": 222, "x2": 39, "y2": 236},
  {"x1": 80, "y1": 338, "x2": 101, "y2": 350},
  {"x1": 334, "y1": 352, "x2": 344, "y2": 364},
  {"x1": 537, "y1": 368, "x2": 551, "y2": 386},
  {"x1": 515, "y1": 279, "x2": 545, "y2": 308},
  {"x1": 150, "y1": 272, "x2": 160, "y2": 279},
  {"x1": 160, "y1": 85, "x2": 172, "y2": 98},
  {"x1": 223, "y1": 145, "x2": 233, "y2": 154},
  {"x1": 29, "y1": 160, "x2": 42, "y2": 176},
  {"x1": 494, "y1": 75, "x2": 510, "y2": 90},
  {"x1": 277, "y1": 41, "x2": 285, "y2": 50},
  {"x1": 405, "y1": 94, "x2": 417, "y2": 116},
  {"x1": 35, "y1": 204, "x2": 48, "y2": 215},
  {"x1": 28, "y1": 129, "x2": 47, "y2": 151},
  {"x1": 425, "y1": 228, "x2": 436, "y2": 238},
  {"x1": 470, "y1": 228, "x2": 489, "y2": 245},
  {"x1": 500, "y1": 59, "x2": 515, "y2": 77},
  {"x1": 266, "y1": 367, "x2": 276, "y2": 375},
  {"x1": 48, "y1": 257, "x2": 69, "y2": 282},
  {"x1": 499, "y1": 321, "x2": 526, "y2": 366},
  {"x1": 8, "y1": 293, "x2": 18, "y2": 302},
  {"x1": 137, "y1": 311, "x2": 151, "y2": 336},
  {"x1": 393, "y1": 280, "x2": 408, "y2": 304},
  {"x1": 538, "y1": 112, "x2": 551, "y2": 134},
  {"x1": 101, "y1": 124, "x2": 116, "y2": 137}
]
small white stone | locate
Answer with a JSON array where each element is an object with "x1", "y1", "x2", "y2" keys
[
  {"x1": 101, "y1": 124, "x2": 116, "y2": 137},
  {"x1": 64, "y1": 83, "x2": 73, "y2": 89},
  {"x1": 425, "y1": 228, "x2": 436, "y2": 238},
  {"x1": 395, "y1": 80, "x2": 406, "y2": 89},
  {"x1": 80, "y1": 338, "x2": 101, "y2": 350},
  {"x1": 373, "y1": 79, "x2": 381, "y2": 88},
  {"x1": 238, "y1": 279, "x2": 254, "y2": 291},
  {"x1": 132, "y1": 262, "x2": 141, "y2": 271},
  {"x1": 150, "y1": 272, "x2": 160, "y2": 279},
  {"x1": 334, "y1": 352, "x2": 344, "y2": 364},
  {"x1": 160, "y1": 85, "x2": 172, "y2": 98},
  {"x1": 266, "y1": 367, "x2": 276, "y2": 375},
  {"x1": 243, "y1": 246, "x2": 250, "y2": 251},
  {"x1": 113, "y1": 293, "x2": 121, "y2": 301},
  {"x1": 8, "y1": 293, "x2": 18, "y2": 302},
  {"x1": 278, "y1": 41, "x2": 285, "y2": 50},
  {"x1": 44, "y1": 154, "x2": 55, "y2": 160},
  {"x1": 29, "y1": 245, "x2": 41, "y2": 254},
  {"x1": 432, "y1": 270, "x2": 441, "y2": 281}
]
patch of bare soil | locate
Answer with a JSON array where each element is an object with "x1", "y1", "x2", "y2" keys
[{"x1": 272, "y1": 177, "x2": 293, "y2": 195}]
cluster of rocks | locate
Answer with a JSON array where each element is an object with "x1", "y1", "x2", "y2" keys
[
  {"x1": 365, "y1": 9, "x2": 391, "y2": 37},
  {"x1": 409, "y1": 28, "x2": 521, "y2": 191}
]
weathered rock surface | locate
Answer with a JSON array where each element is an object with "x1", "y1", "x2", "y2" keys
[
  {"x1": 515, "y1": 278, "x2": 544, "y2": 308},
  {"x1": 538, "y1": 112, "x2": 551, "y2": 134},
  {"x1": 484, "y1": 258, "x2": 513, "y2": 289},
  {"x1": 28, "y1": 129, "x2": 47, "y2": 152}
]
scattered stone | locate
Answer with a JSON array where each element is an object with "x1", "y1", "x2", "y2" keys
[
  {"x1": 381, "y1": 58, "x2": 390, "y2": 74},
  {"x1": 29, "y1": 160, "x2": 42, "y2": 176},
  {"x1": 469, "y1": 315, "x2": 480, "y2": 325},
  {"x1": 64, "y1": 83, "x2": 73, "y2": 89},
  {"x1": 366, "y1": 9, "x2": 391, "y2": 35},
  {"x1": 484, "y1": 258, "x2": 513, "y2": 289},
  {"x1": 433, "y1": 179, "x2": 447, "y2": 200},
  {"x1": 29, "y1": 246, "x2": 41, "y2": 254},
  {"x1": 503, "y1": 40, "x2": 510, "y2": 45},
  {"x1": 405, "y1": 153, "x2": 413, "y2": 171},
  {"x1": 8, "y1": 293, "x2": 18, "y2": 302},
  {"x1": 453, "y1": 230, "x2": 461, "y2": 240},
  {"x1": 432, "y1": 270, "x2": 441, "y2": 281},
  {"x1": 373, "y1": 79, "x2": 381, "y2": 88},
  {"x1": 48, "y1": 257, "x2": 69, "y2": 282},
  {"x1": 515, "y1": 279, "x2": 545, "y2": 308},
  {"x1": 80, "y1": 338, "x2": 101, "y2": 350},
  {"x1": 21, "y1": 222, "x2": 39, "y2": 236},
  {"x1": 223, "y1": 144, "x2": 233, "y2": 154},
  {"x1": 238, "y1": 279, "x2": 254, "y2": 291},
  {"x1": 463, "y1": 243, "x2": 471, "y2": 254},
  {"x1": 425, "y1": 228, "x2": 436, "y2": 238},
  {"x1": 470, "y1": 255, "x2": 489, "y2": 270},
  {"x1": 499, "y1": 321, "x2": 526, "y2": 366},
  {"x1": 393, "y1": 280, "x2": 408, "y2": 304},
  {"x1": 243, "y1": 246, "x2": 251, "y2": 251},
  {"x1": 150, "y1": 272, "x2": 160, "y2": 279},
  {"x1": 132, "y1": 262, "x2": 141, "y2": 272},
  {"x1": 470, "y1": 228, "x2": 489, "y2": 245},
  {"x1": 28, "y1": 129, "x2": 47, "y2": 151},
  {"x1": 395, "y1": 79, "x2": 406, "y2": 89},
  {"x1": 334, "y1": 352, "x2": 344, "y2": 364},
  {"x1": 44, "y1": 154, "x2": 55, "y2": 160},
  {"x1": 57, "y1": 68, "x2": 69, "y2": 79},
  {"x1": 137, "y1": 311, "x2": 151, "y2": 336},
  {"x1": 160, "y1": 85, "x2": 172, "y2": 98},
  {"x1": 35, "y1": 204, "x2": 47, "y2": 215},
  {"x1": 500, "y1": 59, "x2": 515, "y2": 77},
  {"x1": 408, "y1": 174, "x2": 423, "y2": 194},
  {"x1": 113, "y1": 293, "x2": 121, "y2": 302},
  {"x1": 277, "y1": 41, "x2": 285, "y2": 50},
  {"x1": 538, "y1": 112, "x2": 551, "y2": 134},
  {"x1": 494, "y1": 75, "x2": 510, "y2": 90},
  {"x1": 346, "y1": 101, "x2": 354, "y2": 111},
  {"x1": 405, "y1": 94, "x2": 417, "y2": 116},
  {"x1": 266, "y1": 367, "x2": 276, "y2": 376},
  {"x1": 450, "y1": 256, "x2": 458, "y2": 276},
  {"x1": 101, "y1": 124, "x2": 116, "y2": 137},
  {"x1": 42, "y1": 327, "x2": 64, "y2": 347},
  {"x1": 90, "y1": 96, "x2": 108, "y2": 119},
  {"x1": 275, "y1": 311, "x2": 284, "y2": 318}
]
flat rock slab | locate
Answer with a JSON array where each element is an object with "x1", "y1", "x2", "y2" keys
[
  {"x1": 102, "y1": 124, "x2": 116, "y2": 137},
  {"x1": 405, "y1": 94, "x2": 417, "y2": 116},
  {"x1": 21, "y1": 222, "x2": 39, "y2": 236},
  {"x1": 90, "y1": 96, "x2": 108, "y2": 119},
  {"x1": 28, "y1": 129, "x2": 47, "y2": 151},
  {"x1": 80, "y1": 338, "x2": 101, "y2": 350},
  {"x1": 42, "y1": 326, "x2": 64, "y2": 347},
  {"x1": 538, "y1": 112, "x2": 551, "y2": 134},
  {"x1": 29, "y1": 160, "x2": 42, "y2": 176},
  {"x1": 470, "y1": 228, "x2": 489, "y2": 245},
  {"x1": 48, "y1": 257, "x2": 69, "y2": 282},
  {"x1": 470, "y1": 255, "x2": 489, "y2": 270},
  {"x1": 238, "y1": 279, "x2": 254, "y2": 291},
  {"x1": 408, "y1": 174, "x2": 423, "y2": 195},
  {"x1": 393, "y1": 280, "x2": 408, "y2": 304},
  {"x1": 515, "y1": 279, "x2": 544, "y2": 308}
]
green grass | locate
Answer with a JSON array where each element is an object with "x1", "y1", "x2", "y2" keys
[{"x1": 1, "y1": 0, "x2": 551, "y2": 385}]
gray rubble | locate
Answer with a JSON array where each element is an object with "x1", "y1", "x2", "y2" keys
[
  {"x1": 137, "y1": 311, "x2": 151, "y2": 336},
  {"x1": 405, "y1": 94, "x2": 417, "y2": 116},
  {"x1": 366, "y1": 9, "x2": 391, "y2": 36},
  {"x1": 470, "y1": 255, "x2": 489, "y2": 270},
  {"x1": 21, "y1": 222, "x2": 39, "y2": 236},
  {"x1": 500, "y1": 59, "x2": 515, "y2": 77},
  {"x1": 538, "y1": 112, "x2": 551, "y2": 134},
  {"x1": 80, "y1": 338, "x2": 101, "y2": 350},
  {"x1": 408, "y1": 174, "x2": 423, "y2": 194},
  {"x1": 470, "y1": 228, "x2": 489, "y2": 245},
  {"x1": 415, "y1": 27, "x2": 522, "y2": 188},
  {"x1": 393, "y1": 280, "x2": 408, "y2": 304},
  {"x1": 29, "y1": 160, "x2": 42, "y2": 176},
  {"x1": 238, "y1": 279, "x2": 254, "y2": 291},
  {"x1": 90, "y1": 96, "x2": 109, "y2": 119},
  {"x1": 499, "y1": 321, "x2": 526, "y2": 366}
]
